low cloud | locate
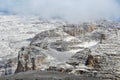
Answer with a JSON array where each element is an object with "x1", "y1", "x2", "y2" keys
[{"x1": 0, "y1": 0, "x2": 120, "y2": 23}]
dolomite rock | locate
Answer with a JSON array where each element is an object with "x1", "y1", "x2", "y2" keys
[{"x1": 0, "y1": 16, "x2": 119, "y2": 80}]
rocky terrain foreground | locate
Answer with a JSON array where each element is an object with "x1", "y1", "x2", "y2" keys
[
  {"x1": 0, "y1": 71, "x2": 102, "y2": 80},
  {"x1": 0, "y1": 15, "x2": 120, "y2": 80}
]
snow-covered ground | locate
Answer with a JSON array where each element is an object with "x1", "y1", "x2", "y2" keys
[
  {"x1": 0, "y1": 15, "x2": 64, "y2": 59},
  {"x1": 0, "y1": 15, "x2": 120, "y2": 79}
]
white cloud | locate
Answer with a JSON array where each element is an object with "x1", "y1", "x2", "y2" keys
[{"x1": 0, "y1": 0, "x2": 120, "y2": 23}]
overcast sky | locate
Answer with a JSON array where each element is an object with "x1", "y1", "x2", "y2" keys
[{"x1": 0, "y1": 0, "x2": 120, "y2": 22}]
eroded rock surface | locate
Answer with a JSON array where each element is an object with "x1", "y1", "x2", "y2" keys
[{"x1": 0, "y1": 18, "x2": 120, "y2": 80}]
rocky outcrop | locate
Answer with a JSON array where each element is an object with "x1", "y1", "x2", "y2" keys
[
  {"x1": 15, "y1": 47, "x2": 35, "y2": 73},
  {"x1": 85, "y1": 54, "x2": 94, "y2": 68},
  {"x1": 0, "y1": 20, "x2": 119, "y2": 80},
  {"x1": 71, "y1": 29, "x2": 120, "y2": 80},
  {"x1": 15, "y1": 60, "x2": 24, "y2": 73}
]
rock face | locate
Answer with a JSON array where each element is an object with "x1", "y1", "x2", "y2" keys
[
  {"x1": 79, "y1": 29, "x2": 120, "y2": 80},
  {"x1": 0, "y1": 15, "x2": 65, "y2": 75},
  {"x1": 12, "y1": 22, "x2": 120, "y2": 79},
  {"x1": 15, "y1": 47, "x2": 39, "y2": 73},
  {"x1": 85, "y1": 54, "x2": 94, "y2": 68},
  {"x1": 0, "y1": 17, "x2": 120, "y2": 80},
  {"x1": 15, "y1": 47, "x2": 32, "y2": 73},
  {"x1": 15, "y1": 60, "x2": 24, "y2": 73}
]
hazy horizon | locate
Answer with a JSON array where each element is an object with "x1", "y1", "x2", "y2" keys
[{"x1": 0, "y1": 0, "x2": 120, "y2": 23}]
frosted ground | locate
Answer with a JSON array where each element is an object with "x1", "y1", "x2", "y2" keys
[
  {"x1": 0, "y1": 15, "x2": 120, "y2": 80},
  {"x1": 0, "y1": 15, "x2": 99, "y2": 61},
  {"x1": 0, "y1": 15, "x2": 64, "y2": 59}
]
